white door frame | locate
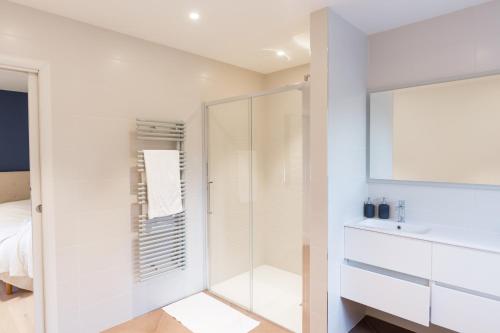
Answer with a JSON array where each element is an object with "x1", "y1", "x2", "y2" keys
[{"x1": 0, "y1": 54, "x2": 56, "y2": 333}]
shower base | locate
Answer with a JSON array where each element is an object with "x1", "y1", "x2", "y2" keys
[{"x1": 210, "y1": 265, "x2": 302, "y2": 333}]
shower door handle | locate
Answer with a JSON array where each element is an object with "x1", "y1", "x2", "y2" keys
[{"x1": 208, "y1": 181, "x2": 214, "y2": 215}]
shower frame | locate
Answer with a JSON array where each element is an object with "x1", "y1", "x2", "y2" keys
[{"x1": 202, "y1": 81, "x2": 310, "y2": 331}]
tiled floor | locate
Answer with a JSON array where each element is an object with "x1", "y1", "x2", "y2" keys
[
  {"x1": 350, "y1": 316, "x2": 414, "y2": 333},
  {"x1": 104, "y1": 291, "x2": 292, "y2": 333}
]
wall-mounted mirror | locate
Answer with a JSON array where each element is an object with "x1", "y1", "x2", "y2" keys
[{"x1": 369, "y1": 73, "x2": 500, "y2": 186}]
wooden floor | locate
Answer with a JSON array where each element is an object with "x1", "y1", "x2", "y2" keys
[
  {"x1": 105, "y1": 291, "x2": 292, "y2": 333},
  {"x1": 0, "y1": 282, "x2": 34, "y2": 333}
]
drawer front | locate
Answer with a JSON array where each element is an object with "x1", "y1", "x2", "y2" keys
[
  {"x1": 432, "y1": 244, "x2": 500, "y2": 297},
  {"x1": 432, "y1": 284, "x2": 500, "y2": 333},
  {"x1": 341, "y1": 264, "x2": 430, "y2": 326},
  {"x1": 345, "y1": 227, "x2": 432, "y2": 278}
]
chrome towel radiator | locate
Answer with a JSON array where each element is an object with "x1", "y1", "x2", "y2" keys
[{"x1": 136, "y1": 119, "x2": 186, "y2": 281}]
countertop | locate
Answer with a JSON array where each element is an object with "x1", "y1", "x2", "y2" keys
[{"x1": 345, "y1": 219, "x2": 500, "y2": 255}]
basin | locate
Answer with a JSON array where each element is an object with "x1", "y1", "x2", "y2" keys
[{"x1": 357, "y1": 219, "x2": 431, "y2": 234}]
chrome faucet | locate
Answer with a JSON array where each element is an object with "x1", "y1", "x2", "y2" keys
[{"x1": 397, "y1": 200, "x2": 406, "y2": 223}]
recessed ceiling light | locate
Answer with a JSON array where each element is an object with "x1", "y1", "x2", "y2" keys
[
  {"x1": 189, "y1": 12, "x2": 200, "y2": 21},
  {"x1": 276, "y1": 50, "x2": 290, "y2": 60},
  {"x1": 262, "y1": 48, "x2": 291, "y2": 60},
  {"x1": 276, "y1": 50, "x2": 286, "y2": 57}
]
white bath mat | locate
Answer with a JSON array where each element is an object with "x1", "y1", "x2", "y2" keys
[{"x1": 162, "y1": 292, "x2": 260, "y2": 333}]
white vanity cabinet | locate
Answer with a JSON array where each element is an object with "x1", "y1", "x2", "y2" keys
[
  {"x1": 432, "y1": 244, "x2": 500, "y2": 297},
  {"x1": 345, "y1": 227, "x2": 432, "y2": 278},
  {"x1": 341, "y1": 264, "x2": 431, "y2": 325},
  {"x1": 431, "y1": 284, "x2": 500, "y2": 333},
  {"x1": 342, "y1": 227, "x2": 432, "y2": 326},
  {"x1": 341, "y1": 224, "x2": 500, "y2": 332},
  {"x1": 431, "y1": 244, "x2": 500, "y2": 333}
]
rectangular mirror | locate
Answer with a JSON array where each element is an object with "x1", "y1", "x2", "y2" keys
[{"x1": 369, "y1": 73, "x2": 500, "y2": 186}]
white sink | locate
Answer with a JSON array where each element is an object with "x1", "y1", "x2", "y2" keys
[{"x1": 357, "y1": 219, "x2": 431, "y2": 234}]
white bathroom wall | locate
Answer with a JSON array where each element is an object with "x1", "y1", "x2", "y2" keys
[
  {"x1": 0, "y1": 2, "x2": 264, "y2": 332},
  {"x1": 368, "y1": 0, "x2": 500, "y2": 91},
  {"x1": 308, "y1": 9, "x2": 330, "y2": 333},
  {"x1": 367, "y1": 0, "x2": 500, "y2": 234},
  {"x1": 263, "y1": 64, "x2": 310, "y2": 90},
  {"x1": 326, "y1": 9, "x2": 368, "y2": 333}
]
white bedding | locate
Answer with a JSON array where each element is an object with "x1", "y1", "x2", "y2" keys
[{"x1": 0, "y1": 200, "x2": 33, "y2": 290}]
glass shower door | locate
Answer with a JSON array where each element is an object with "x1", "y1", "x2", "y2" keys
[
  {"x1": 207, "y1": 99, "x2": 252, "y2": 310},
  {"x1": 252, "y1": 90, "x2": 304, "y2": 332},
  {"x1": 206, "y1": 86, "x2": 305, "y2": 332}
]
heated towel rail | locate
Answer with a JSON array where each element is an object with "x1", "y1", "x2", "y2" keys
[{"x1": 136, "y1": 119, "x2": 186, "y2": 281}]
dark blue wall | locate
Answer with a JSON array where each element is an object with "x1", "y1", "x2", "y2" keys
[{"x1": 0, "y1": 90, "x2": 29, "y2": 172}]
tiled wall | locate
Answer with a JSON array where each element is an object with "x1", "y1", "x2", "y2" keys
[
  {"x1": 0, "y1": 2, "x2": 264, "y2": 332},
  {"x1": 253, "y1": 88, "x2": 304, "y2": 275},
  {"x1": 368, "y1": 0, "x2": 500, "y2": 91},
  {"x1": 369, "y1": 182, "x2": 500, "y2": 233},
  {"x1": 367, "y1": 0, "x2": 500, "y2": 233}
]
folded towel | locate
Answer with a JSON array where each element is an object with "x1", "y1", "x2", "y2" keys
[{"x1": 143, "y1": 150, "x2": 183, "y2": 218}]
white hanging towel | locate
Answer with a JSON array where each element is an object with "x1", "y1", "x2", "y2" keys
[{"x1": 143, "y1": 150, "x2": 183, "y2": 218}]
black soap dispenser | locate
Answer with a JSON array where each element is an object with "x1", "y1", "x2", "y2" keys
[
  {"x1": 378, "y1": 197, "x2": 390, "y2": 219},
  {"x1": 363, "y1": 197, "x2": 375, "y2": 218}
]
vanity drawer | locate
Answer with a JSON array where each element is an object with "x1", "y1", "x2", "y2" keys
[
  {"x1": 432, "y1": 284, "x2": 500, "y2": 333},
  {"x1": 432, "y1": 244, "x2": 500, "y2": 297},
  {"x1": 341, "y1": 264, "x2": 430, "y2": 326},
  {"x1": 345, "y1": 227, "x2": 432, "y2": 278}
]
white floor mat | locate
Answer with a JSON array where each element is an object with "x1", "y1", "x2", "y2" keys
[{"x1": 162, "y1": 292, "x2": 260, "y2": 333}]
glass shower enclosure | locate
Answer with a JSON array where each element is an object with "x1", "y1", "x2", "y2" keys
[{"x1": 205, "y1": 84, "x2": 307, "y2": 333}]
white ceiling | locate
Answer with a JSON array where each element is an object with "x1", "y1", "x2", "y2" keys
[
  {"x1": 0, "y1": 69, "x2": 28, "y2": 92},
  {"x1": 8, "y1": 0, "x2": 492, "y2": 73}
]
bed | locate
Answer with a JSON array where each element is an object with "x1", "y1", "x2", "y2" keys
[{"x1": 0, "y1": 199, "x2": 33, "y2": 293}]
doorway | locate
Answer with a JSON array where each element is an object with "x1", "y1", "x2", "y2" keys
[{"x1": 0, "y1": 63, "x2": 45, "y2": 333}]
